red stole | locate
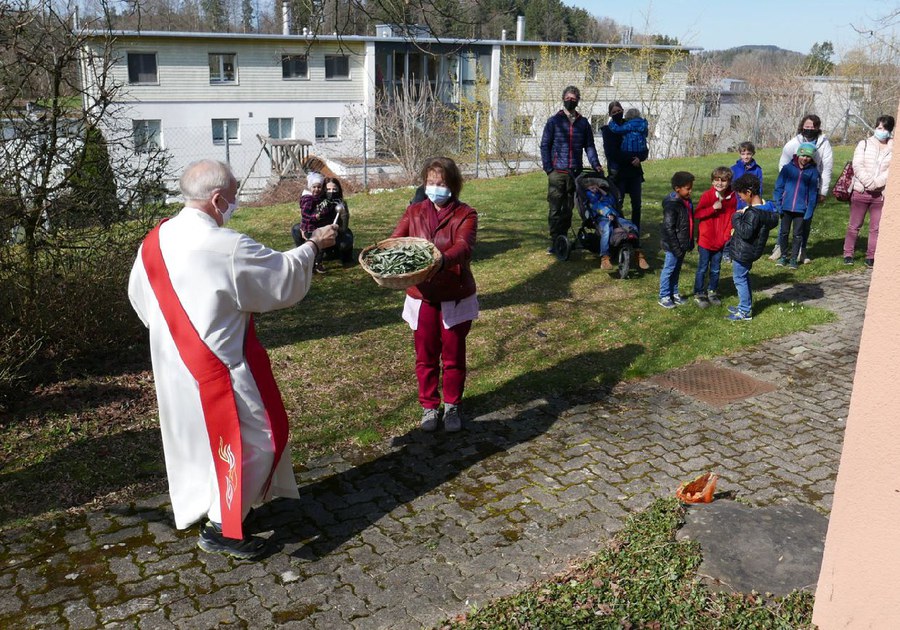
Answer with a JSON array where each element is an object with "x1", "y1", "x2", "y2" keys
[{"x1": 141, "y1": 220, "x2": 289, "y2": 539}]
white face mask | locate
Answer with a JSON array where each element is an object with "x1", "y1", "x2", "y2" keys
[{"x1": 217, "y1": 197, "x2": 238, "y2": 225}]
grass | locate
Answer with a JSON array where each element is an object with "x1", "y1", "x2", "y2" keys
[
  {"x1": 441, "y1": 497, "x2": 815, "y2": 629},
  {"x1": 0, "y1": 147, "x2": 862, "y2": 530},
  {"x1": 228, "y1": 146, "x2": 852, "y2": 460}
]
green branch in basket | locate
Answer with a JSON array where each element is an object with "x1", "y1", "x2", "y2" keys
[{"x1": 364, "y1": 242, "x2": 436, "y2": 276}]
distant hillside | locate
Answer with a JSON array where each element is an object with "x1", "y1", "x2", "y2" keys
[{"x1": 698, "y1": 45, "x2": 806, "y2": 73}]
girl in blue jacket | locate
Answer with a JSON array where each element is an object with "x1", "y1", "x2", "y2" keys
[{"x1": 772, "y1": 143, "x2": 821, "y2": 269}]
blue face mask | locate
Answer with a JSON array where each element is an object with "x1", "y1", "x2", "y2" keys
[
  {"x1": 874, "y1": 129, "x2": 891, "y2": 141},
  {"x1": 425, "y1": 185, "x2": 452, "y2": 206}
]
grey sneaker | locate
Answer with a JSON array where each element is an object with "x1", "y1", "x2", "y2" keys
[
  {"x1": 694, "y1": 294, "x2": 710, "y2": 309},
  {"x1": 443, "y1": 404, "x2": 462, "y2": 432},
  {"x1": 420, "y1": 408, "x2": 439, "y2": 432},
  {"x1": 707, "y1": 292, "x2": 722, "y2": 306},
  {"x1": 672, "y1": 293, "x2": 686, "y2": 306}
]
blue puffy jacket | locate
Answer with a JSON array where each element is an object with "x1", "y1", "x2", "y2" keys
[
  {"x1": 540, "y1": 111, "x2": 601, "y2": 174},
  {"x1": 730, "y1": 158, "x2": 764, "y2": 209},
  {"x1": 606, "y1": 117, "x2": 649, "y2": 160},
  {"x1": 773, "y1": 157, "x2": 821, "y2": 220}
]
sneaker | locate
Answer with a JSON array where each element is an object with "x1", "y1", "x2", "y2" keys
[
  {"x1": 420, "y1": 408, "x2": 439, "y2": 432},
  {"x1": 694, "y1": 294, "x2": 710, "y2": 309},
  {"x1": 198, "y1": 521, "x2": 269, "y2": 560},
  {"x1": 314, "y1": 262, "x2": 326, "y2": 274},
  {"x1": 843, "y1": 256, "x2": 854, "y2": 265},
  {"x1": 707, "y1": 292, "x2": 722, "y2": 306},
  {"x1": 636, "y1": 250, "x2": 651, "y2": 270},
  {"x1": 803, "y1": 257, "x2": 812, "y2": 265},
  {"x1": 788, "y1": 259, "x2": 799, "y2": 270},
  {"x1": 727, "y1": 305, "x2": 741, "y2": 314},
  {"x1": 546, "y1": 246, "x2": 556, "y2": 255},
  {"x1": 726, "y1": 311, "x2": 753, "y2": 322},
  {"x1": 865, "y1": 258, "x2": 874, "y2": 269},
  {"x1": 768, "y1": 245, "x2": 782, "y2": 261},
  {"x1": 443, "y1": 404, "x2": 462, "y2": 432},
  {"x1": 600, "y1": 255, "x2": 613, "y2": 270},
  {"x1": 658, "y1": 296, "x2": 676, "y2": 309},
  {"x1": 672, "y1": 293, "x2": 686, "y2": 306},
  {"x1": 775, "y1": 257, "x2": 787, "y2": 267}
]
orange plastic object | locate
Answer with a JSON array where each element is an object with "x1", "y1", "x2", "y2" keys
[{"x1": 675, "y1": 472, "x2": 718, "y2": 504}]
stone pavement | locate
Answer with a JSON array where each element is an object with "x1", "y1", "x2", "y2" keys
[{"x1": 0, "y1": 272, "x2": 870, "y2": 629}]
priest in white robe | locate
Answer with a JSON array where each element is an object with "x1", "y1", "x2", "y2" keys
[{"x1": 128, "y1": 159, "x2": 336, "y2": 559}]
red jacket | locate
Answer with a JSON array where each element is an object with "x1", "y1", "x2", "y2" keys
[
  {"x1": 391, "y1": 198, "x2": 478, "y2": 302},
  {"x1": 693, "y1": 187, "x2": 736, "y2": 251}
]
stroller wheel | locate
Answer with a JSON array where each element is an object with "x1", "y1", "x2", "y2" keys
[
  {"x1": 618, "y1": 244, "x2": 632, "y2": 279},
  {"x1": 554, "y1": 234, "x2": 571, "y2": 261}
]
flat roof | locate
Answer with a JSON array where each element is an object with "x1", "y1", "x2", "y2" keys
[{"x1": 83, "y1": 29, "x2": 700, "y2": 52}]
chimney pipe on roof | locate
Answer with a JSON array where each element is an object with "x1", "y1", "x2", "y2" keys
[
  {"x1": 516, "y1": 16, "x2": 525, "y2": 41},
  {"x1": 281, "y1": 1, "x2": 290, "y2": 35}
]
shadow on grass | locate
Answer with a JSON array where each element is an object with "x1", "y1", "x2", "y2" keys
[
  {"x1": 252, "y1": 344, "x2": 644, "y2": 560},
  {"x1": 0, "y1": 428, "x2": 164, "y2": 528}
]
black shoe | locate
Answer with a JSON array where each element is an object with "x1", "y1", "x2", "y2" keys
[
  {"x1": 843, "y1": 256, "x2": 854, "y2": 265},
  {"x1": 198, "y1": 521, "x2": 269, "y2": 560},
  {"x1": 865, "y1": 258, "x2": 874, "y2": 269}
]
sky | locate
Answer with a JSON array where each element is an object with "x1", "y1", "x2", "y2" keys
[{"x1": 569, "y1": 0, "x2": 896, "y2": 55}]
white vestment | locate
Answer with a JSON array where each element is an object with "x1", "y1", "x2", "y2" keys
[{"x1": 129, "y1": 207, "x2": 315, "y2": 529}]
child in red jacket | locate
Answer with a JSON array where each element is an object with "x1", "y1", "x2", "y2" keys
[{"x1": 693, "y1": 167, "x2": 737, "y2": 308}]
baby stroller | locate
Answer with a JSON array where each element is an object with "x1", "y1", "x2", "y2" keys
[{"x1": 554, "y1": 172, "x2": 640, "y2": 279}]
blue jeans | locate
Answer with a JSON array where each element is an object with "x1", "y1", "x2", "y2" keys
[
  {"x1": 732, "y1": 259, "x2": 752, "y2": 315},
  {"x1": 597, "y1": 216, "x2": 611, "y2": 256},
  {"x1": 693, "y1": 246, "x2": 723, "y2": 295},
  {"x1": 659, "y1": 250, "x2": 684, "y2": 299}
]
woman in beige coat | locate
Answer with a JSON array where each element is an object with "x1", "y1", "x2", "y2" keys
[{"x1": 843, "y1": 115, "x2": 894, "y2": 268}]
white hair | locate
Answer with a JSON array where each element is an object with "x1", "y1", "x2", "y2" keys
[
  {"x1": 180, "y1": 159, "x2": 235, "y2": 202},
  {"x1": 306, "y1": 172, "x2": 324, "y2": 188},
  {"x1": 624, "y1": 108, "x2": 641, "y2": 120}
]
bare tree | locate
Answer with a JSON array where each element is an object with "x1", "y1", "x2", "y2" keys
[
  {"x1": 367, "y1": 80, "x2": 455, "y2": 183},
  {"x1": 0, "y1": 1, "x2": 170, "y2": 397}
]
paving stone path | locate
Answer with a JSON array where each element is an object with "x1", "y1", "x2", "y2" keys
[{"x1": 0, "y1": 273, "x2": 870, "y2": 629}]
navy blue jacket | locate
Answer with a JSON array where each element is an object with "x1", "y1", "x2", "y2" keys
[
  {"x1": 730, "y1": 158, "x2": 764, "y2": 209},
  {"x1": 773, "y1": 157, "x2": 821, "y2": 220},
  {"x1": 540, "y1": 111, "x2": 601, "y2": 174}
]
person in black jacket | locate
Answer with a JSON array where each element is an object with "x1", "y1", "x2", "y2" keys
[
  {"x1": 658, "y1": 171, "x2": 695, "y2": 309},
  {"x1": 728, "y1": 174, "x2": 779, "y2": 321},
  {"x1": 539, "y1": 85, "x2": 603, "y2": 254}
]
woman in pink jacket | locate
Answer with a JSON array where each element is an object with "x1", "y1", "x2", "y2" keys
[{"x1": 843, "y1": 115, "x2": 894, "y2": 268}]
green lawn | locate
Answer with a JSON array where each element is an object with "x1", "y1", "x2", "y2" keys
[
  {"x1": 0, "y1": 147, "x2": 862, "y2": 530},
  {"x1": 227, "y1": 146, "x2": 857, "y2": 461}
]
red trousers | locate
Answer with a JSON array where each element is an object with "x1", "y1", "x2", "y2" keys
[{"x1": 413, "y1": 300, "x2": 472, "y2": 409}]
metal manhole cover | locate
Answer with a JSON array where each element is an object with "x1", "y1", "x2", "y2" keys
[{"x1": 650, "y1": 360, "x2": 777, "y2": 406}]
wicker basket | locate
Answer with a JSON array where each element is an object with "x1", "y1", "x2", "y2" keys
[{"x1": 359, "y1": 237, "x2": 442, "y2": 289}]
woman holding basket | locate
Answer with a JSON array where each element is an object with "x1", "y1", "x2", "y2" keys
[{"x1": 390, "y1": 157, "x2": 478, "y2": 433}]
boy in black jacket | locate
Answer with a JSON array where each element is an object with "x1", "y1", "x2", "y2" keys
[
  {"x1": 658, "y1": 171, "x2": 695, "y2": 309},
  {"x1": 728, "y1": 174, "x2": 779, "y2": 321}
]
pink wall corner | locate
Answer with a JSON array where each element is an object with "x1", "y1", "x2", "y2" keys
[{"x1": 813, "y1": 101, "x2": 900, "y2": 627}]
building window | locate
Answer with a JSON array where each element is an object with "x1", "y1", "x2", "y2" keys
[
  {"x1": 850, "y1": 86, "x2": 864, "y2": 101},
  {"x1": 212, "y1": 118, "x2": 239, "y2": 144},
  {"x1": 730, "y1": 115, "x2": 741, "y2": 130},
  {"x1": 268, "y1": 118, "x2": 293, "y2": 139},
  {"x1": 703, "y1": 97, "x2": 720, "y2": 117},
  {"x1": 325, "y1": 55, "x2": 350, "y2": 79},
  {"x1": 512, "y1": 115, "x2": 533, "y2": 136},
  {"x1": 282, "y1": 54, "x2": 308, "y2": 79},
  {"x1": 133, "y1": 119, "x2": 162, "y2": 153},
  {"x1": 209, "y1": 53, "x2": 237, "y2": 83},
  {"x1": 516, "y1": 58, "x2": 536, "y2": 80},
  {"x1": 127, "y1": 53, "x2": 158, "y2": 84},
  {"x1": 315, "y1": 117, "x2": 339, "y2": 140},
  {"x1": 587, "y1": 58, "x2": 612, "y2": 86},
  {"x1": 647, "y1": 57, "x2": 667, "y2": 83}
]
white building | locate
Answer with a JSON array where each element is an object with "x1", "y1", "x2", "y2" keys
[{"x1": 80, "y1": 27, "x2": 695, "y2": 197}]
